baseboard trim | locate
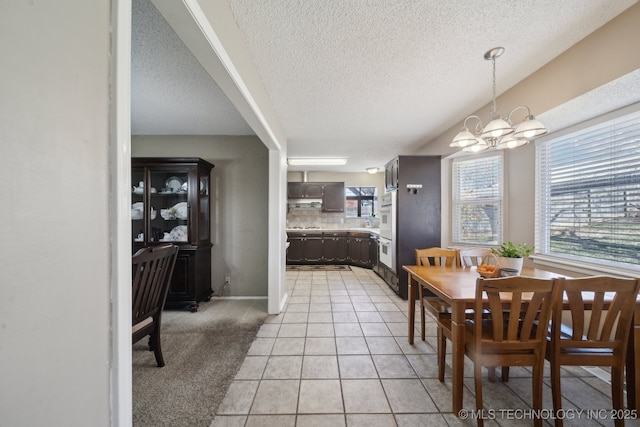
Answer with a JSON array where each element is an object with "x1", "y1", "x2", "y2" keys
[{"x1": 211, "y1": 296, "x2": 268, "y2": 300}]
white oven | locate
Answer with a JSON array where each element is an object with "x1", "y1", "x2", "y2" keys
[
  {"x1": 379, "y1": 192, "x2": 396, "y2": 241},
  {"x1": 379, "y1": 192, "x2": 396, "y2": 271},
  {"x1": 379, "y1": 236, "x2": 395, "y2": 272}
]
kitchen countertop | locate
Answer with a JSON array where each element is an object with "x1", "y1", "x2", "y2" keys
[{"x1": 286, "y1": 227, "x2": 379, "y2": 235}]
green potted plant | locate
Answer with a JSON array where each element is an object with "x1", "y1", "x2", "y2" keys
[{"x1": 491, "y1": 241, "x2": 534, "y2": 274}]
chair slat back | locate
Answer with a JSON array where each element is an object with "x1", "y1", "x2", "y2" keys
[
  {"x1": 476, "y1": 276, "x2": 560, "y2": 352},
  {"x1": 556, "y1": 276, "x2": 640, "y2": 350},
  {"x1": 132, "y1": 245, "x2": 179, "y2": 326},
  {"x1": 416, "y1": 247, "x2": 458, "y2": 268},
  {"x1": 459, "y1": 247, "x2": 491, "y2": 267}
]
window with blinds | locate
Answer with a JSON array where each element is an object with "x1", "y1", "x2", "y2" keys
[
  {"x1": 535, "y1": 106, "x2": 640, "y2": 271},
  {"x1": 452, "y1": 154, "x2": 503, "y2": 245}
]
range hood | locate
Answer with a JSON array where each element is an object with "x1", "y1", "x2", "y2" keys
[{"x1": 288, "y1": 199, "x2": 322, "y2": 209}]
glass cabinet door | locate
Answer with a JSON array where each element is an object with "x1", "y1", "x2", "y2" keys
[
  {"x1": 150, "y1": 169, "x2": 189, "y2": 243},
  {"x1": 198, "y1": 172, "x2": 209, "y2": 242},
  {"x1": 131, "y1": 168, "x2": 146, "y2": 243}
]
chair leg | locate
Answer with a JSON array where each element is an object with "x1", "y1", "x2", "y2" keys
[
  {"x1": 474, "y1": 361, "x2": 484, "y2": 427},
  {"x1": 611, "y1": 366, "x2": 625, "y2": 427},
  {"x1": 532, "y1": 361, "x2": 544, "y2": 427},
  {"x1": 437, "y1": 327, "x2": 446, "y2": 382},
  {"x1": 550, "y1": 360, "x2": 563, "y2": 427},
  {"x1": 501, "y1": 366, "x2": 510, "y2": 382},
  {"x1": 488, "y1": 367, "x2": 496, "y2": 382},
  {"x1": 149, "y1": 330, "x2": 165, "y2": 368}
]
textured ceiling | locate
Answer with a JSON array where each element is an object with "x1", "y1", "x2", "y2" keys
[{"x1": 131, "y1": 0, "x2": 637, "y2": 172}]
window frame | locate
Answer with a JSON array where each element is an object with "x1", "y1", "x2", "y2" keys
[
  {"x1": 451, "y1": 152, "x2": 504, "y2": 246},
  {"x1": 345, "y1": 186, "x2": 377, "y2": 218},
  {"x1": 534, "y1": 103, "x2": 640, "y2": 277}
]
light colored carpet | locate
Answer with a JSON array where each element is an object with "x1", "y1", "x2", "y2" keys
[{"x1": 133, "y1": 299, "x2": 268, "y2": 427}]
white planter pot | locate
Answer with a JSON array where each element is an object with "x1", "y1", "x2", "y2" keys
[{"x1": 498, "y1": 257, "x2": 523, "y2": 275}]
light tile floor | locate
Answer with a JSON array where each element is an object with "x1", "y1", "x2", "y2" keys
[{"x1": 211, "y1": 267, "x2": 624, "y2": 427}]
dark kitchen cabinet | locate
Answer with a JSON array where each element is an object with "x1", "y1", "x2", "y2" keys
[
  {"x1": 347, "y1": 232, "x2": 371, "y2": 267},
  {"x1": 287, "y1": 182, "x2": 323, "y2": 199},
  {"x1": 322, "y1": 232, "x2": 348, "y2": 262},
  {"x1": 287, "y1": 182, "x2": 345, "y2": 212},
  {"x1": 286, "y1": 232, "x2": 323, "y2": 263},
  {"x1": 286, "y1": 231, "x2": 378, "y2": 267},
  {"x1": 304, "y1": 235, "x2": 323, "y2": 262},
  {"x1": 286, "y1": 235, "x2": 305, "y2": 262},
  {"x1": 132, "y1": 157, "x2": 214, "y2": 312},
  {"x1": 322, "y1": 183, "x2": 345, "y2": 212},
  {"x1": 385, "y1": 157, "x2": 399, "y2": 191}
]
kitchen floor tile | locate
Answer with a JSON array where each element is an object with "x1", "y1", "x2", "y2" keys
[
  {"x1": 213, "y1": 266, "x2": 616, "y2": 427},
  {"x1": 297, "y1": 379, "x2": 344, "y2": 413}
]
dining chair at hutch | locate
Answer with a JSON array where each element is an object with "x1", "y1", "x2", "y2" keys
[
  {"x1": 132, "y1": 244, "x2": 179, "y2": 367},
  {"x1": 546, "y1": 276, "x2": 640, "y2": 427},
  {"x1": 459, "y1": 276, "x2": 561, "y2": 427}
]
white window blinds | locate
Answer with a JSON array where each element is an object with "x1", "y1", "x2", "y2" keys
[
  {"x1": 452, "y1": 154, "x2": 503, "y2": 245},
  {"x1": 535, "y1": 106, "x2": 640, "y2": 271}
]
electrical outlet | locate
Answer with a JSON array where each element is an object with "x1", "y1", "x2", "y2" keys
[{"x1": 224, "y1": 276, "x2": 231, "y2": 286}]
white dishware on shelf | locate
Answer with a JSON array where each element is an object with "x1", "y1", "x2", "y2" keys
[
  {"x1": 131, "y1": 202, "x2": 144, "y2": 220},
  {"x1": 165, "y1": 176, "x2": 183, "y2": 193},
  {"x1": 172, "y1": 202, "x2": 188, "y2": 219},
  {"x1": 170, "y1": 225, "x2": 188, "y2": 242}
]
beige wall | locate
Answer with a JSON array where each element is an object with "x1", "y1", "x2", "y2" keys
[
  {"x1": 133, "y1": 135, "x2": 269, "y2": 296},
  {"x1": 0, "y1": 1, "x2": 112, "y2": 425},
  {"x1": 420, "y1": 3, "x2": 640, "y2": 274}
]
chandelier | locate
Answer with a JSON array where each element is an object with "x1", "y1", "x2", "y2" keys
[{"x1": 450, "y1": 47, "x2": 547, "y2": 153}]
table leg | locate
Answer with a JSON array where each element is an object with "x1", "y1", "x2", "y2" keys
[
  {"x1": 408, "y1": 274, "x2": 416, "y2": 344},
  {"x1": 452, "y1": 300, "x2": 465, "y2": 414}
]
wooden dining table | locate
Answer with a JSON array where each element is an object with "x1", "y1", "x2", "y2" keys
[{"x1": 403, "y1": 264, "x2": 640, "y2": 414}]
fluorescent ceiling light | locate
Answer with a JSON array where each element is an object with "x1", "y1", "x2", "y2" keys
[{"x1": 287, "y1": 158, "x2": 347, "y2": 166}]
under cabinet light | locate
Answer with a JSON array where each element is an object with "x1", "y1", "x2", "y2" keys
[{"x1": 287, "y1": 158, "x2": 347, "y2": 166}]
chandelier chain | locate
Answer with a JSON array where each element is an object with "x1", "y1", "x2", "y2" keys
[{"x1": 491, "y1": 57, "x2": 497, "y2": 116}]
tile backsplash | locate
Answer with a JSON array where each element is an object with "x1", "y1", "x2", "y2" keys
[{"x1": 287, "y1": 209, "x2": 379, "y2": 229}]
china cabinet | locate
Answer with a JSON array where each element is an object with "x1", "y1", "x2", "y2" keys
[{"x1": 132, "y1": 157, "x2": 214, "y2": 311}]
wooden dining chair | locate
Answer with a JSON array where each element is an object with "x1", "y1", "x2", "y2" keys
[
  {"x1": 546, "y1": 276, "x2": 640, "y2": 427},
  {"x1": 425, "y1": 247, "x2": 498, "y2": 382},
  {"x1": 458, "y1": 247, "x2": 492, "y2": 267},
  {"x1": 132, "y1": 244, "x2": 179, "y2": 367},
  {"x1": 463, "y1": 276, "x2": 561, "y2": 427},
  {"x1": 415, "y1": 247, "x2": 458, "y2": 380}
]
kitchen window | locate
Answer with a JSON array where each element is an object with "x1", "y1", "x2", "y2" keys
[
  {"x1": 346, "y1": 186, "x2": 377, "y2": 217},
  {"x1": 535, "y1": 104, "x2": 640, "y2": 273},
  {"x1": 452, "y1": 154, "x2": 503, "y2": 245}
]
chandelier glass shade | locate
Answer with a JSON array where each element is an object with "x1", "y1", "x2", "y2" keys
[{"x1": 450, "y1": 47, "x2": 547, "y2": 153}]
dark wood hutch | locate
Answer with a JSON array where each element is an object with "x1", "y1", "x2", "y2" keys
[{"x1": 132, "y1": 157, "x2": 214, "y2": 311}]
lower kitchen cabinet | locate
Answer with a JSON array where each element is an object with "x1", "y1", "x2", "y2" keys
[
  {"x1": 286, "y1": 231, "x2": 376, "y2": 266},
  {"x1": 347, "y1": 233, "x2": 372, "y2": 267},
  {"x1": 322, "y1": 232, "x2": 348, "y2": 262},
  {"x1": 304, "y1": 236, "x2": 323, "y2": 262}
]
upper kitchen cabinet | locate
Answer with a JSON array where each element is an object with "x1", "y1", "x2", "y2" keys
[
  {"x1": 384, "y1": 157, "x2": 399, "y2": 191},
  {"x1": 287, "y1": 181, "x2": 345, "y2": 212},
  {"x1": 322, "y1": 182, "x2": 345, "y2": 212},
  {"x1": 287, "y1": 182, "x2": 323, "y2": 199},
  {"x1": 132, "y1": 157, "x2": 214, "y2": 312}
]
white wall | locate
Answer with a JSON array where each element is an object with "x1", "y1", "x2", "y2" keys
[
  {"x1": 132, "y1": 135, "x2": 269, "y2": 296},
  {"x1": 0, "y1": 1, "x2": 113, "y2": 426}
]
